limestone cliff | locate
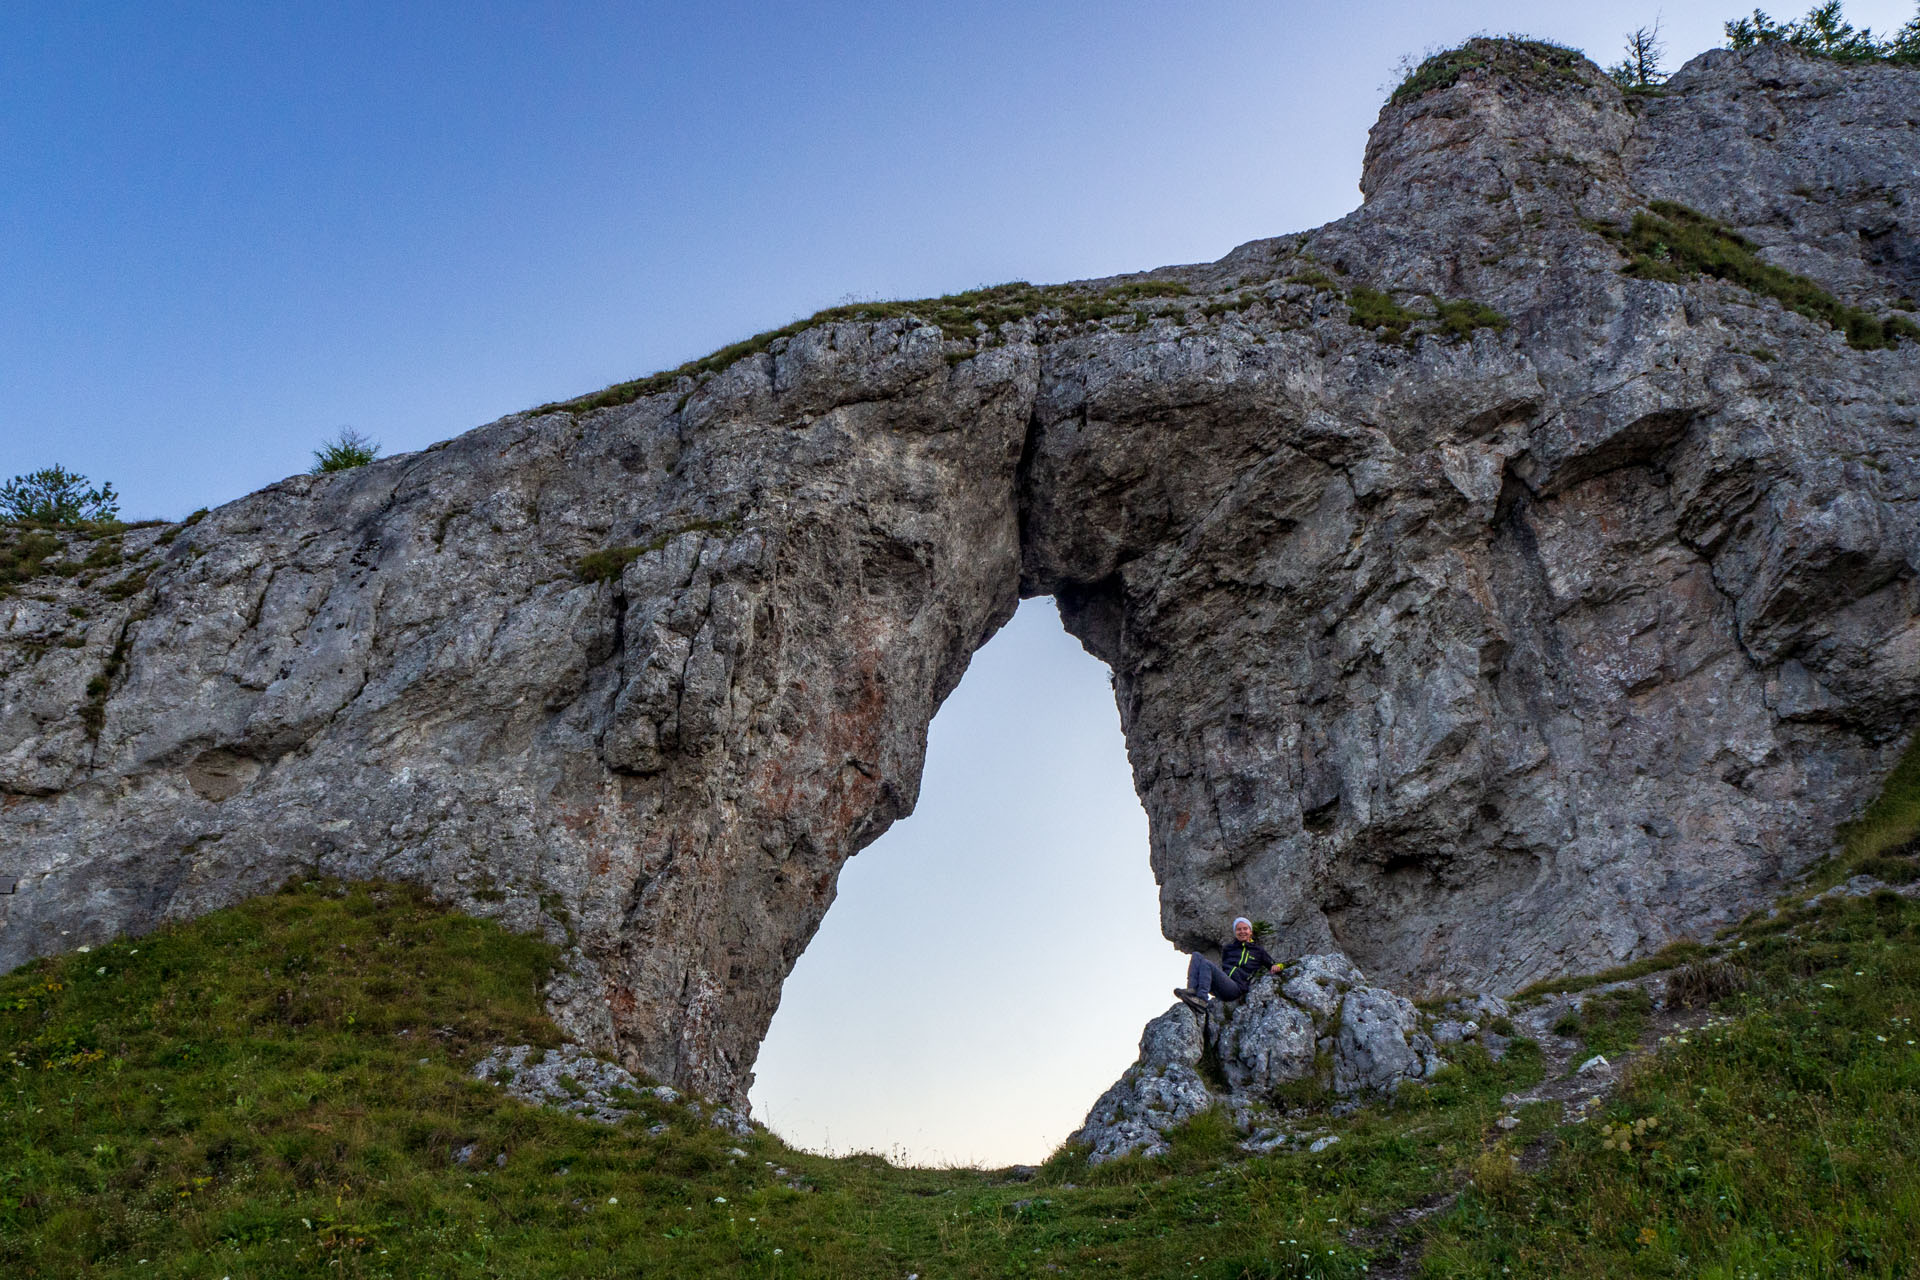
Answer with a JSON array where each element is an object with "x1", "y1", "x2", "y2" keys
[{"x1": 4, "y1": 43, "x2": 1918, "y2": 1107}]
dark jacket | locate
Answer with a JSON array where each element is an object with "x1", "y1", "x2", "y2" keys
[{"x1": 1220, "y1": 938, "x2": 1276, "y2": 986}]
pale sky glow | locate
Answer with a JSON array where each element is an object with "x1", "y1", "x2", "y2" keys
[
  {"x1": 750, "y1": 602, "x2": 1170, "y2": 1167},
  {"x1": 6, "y1": 0, "x2": 1914, "y2": 1166}
]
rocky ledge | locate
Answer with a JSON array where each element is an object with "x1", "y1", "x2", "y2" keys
[{"x1": 1073, "y1": 952, "x2": 1508, "y2": 1164}]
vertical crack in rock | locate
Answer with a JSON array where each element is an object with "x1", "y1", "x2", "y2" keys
[{"x1": 3, "y1": 44, "x2": 1919, "y2": 1106}]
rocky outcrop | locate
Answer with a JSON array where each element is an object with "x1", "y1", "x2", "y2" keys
[
  {"x1": 472, "y1": 1042, "x2": 754, "y2": 1135},
  {"x1": 1071, "y1": 952, "x2": 1451, "y2": 1164},
  {"x1": 1069, "y1": 1006, "x2": 1217, "y2": 1164},
  {"x1": 4, "y1": 43, "x2": 1919, "y2": 1108}
]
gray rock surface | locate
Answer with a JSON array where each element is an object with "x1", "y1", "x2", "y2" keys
[
  {"x1": 472, "y1": 1043, "x2": 648, "y2": 1126},
  {"x1": 1280, "y1": 953, "x2": 1368, "y2": 1019},
  {"x1": 1070, "y1": 1007, "x2": 1214, "y2": 1164},
  {"x1": 1333, "y1": 987, "x2": 1445, "y2": 1095},
  {"x1": 1213, "y1": 981, "x2": 1317, "y2": 1094},
  {"x1": 472, "y1": 1041, "x2": 757, "y2": 1134},
  {"x1": 1072, "y1": 951, "x2": 1446, "y2": 1162},
  {"x1": 4, "y1": 43, "x2": 1920, "y2": 1108}
]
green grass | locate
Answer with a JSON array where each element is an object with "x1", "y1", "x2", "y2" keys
[
  {"x1": 574, "y1": 519, "x2": 737, "y2": 583},
  {"x1": 1567, "y1": 988, "x2": 1654, "y2": 1059},
  {"x1": 310, "y1": 429, "x2": 381, "y2": 475},
  {"x1": 1516, "y1": 941, "x2": 1714, "y2": 1002},
  {"x1": 1348, "y1": 288, "x2": 1420, "y2": 343},
  {"x1": 1608, "y1": 201, "x2": 1920, "y2": 350},
  {"x1": 531, "y1": 279, "x2": 1192, "y2": 417},
  {"x1": 1431, "y1": 297, "x2": 1509, "y2": 340},
  {"x1": 1346, "y1": 288, "x2": 1508, "y2": 346},
  {"x1": 1, "y1": 526, "x2": 64, "y2": 598},
  {"x1": 77, "y1": 625, "x2": 131, "y2": 738},
  {"x1": 1, "y1": 523, "x2": 150, "y2": 600},
  {"x1": 1390, "y1": 36, "x2": 1593, "y2": 106},
  {"x1": 1421, "y1": 890, "x2": 1920, "y2": 1277},
  {"x1": 0, "y1": 880, "x2": 1551, "y2": 1278},
  {"x1": 1837, "y1": 730, "x2": 1920, "y2": 867}
]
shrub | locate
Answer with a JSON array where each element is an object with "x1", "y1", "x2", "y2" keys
[
  {"x1": 1, "y1": 466, "x2": 119, "y2": 526},
  {"x1": 1664, "y1": 958, "x2": 1752, "y2": 1009},
  {"x1": 310, "y1": 428, "x2": 381, "y2": 474}
]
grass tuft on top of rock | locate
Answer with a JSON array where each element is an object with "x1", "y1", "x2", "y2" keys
[
  {"x1": 530, "y1": 279, "x2": 1194, "y2": 418},
  {"x1": 1390, "y1": 36, "x2": 1595, "y2": 106}
]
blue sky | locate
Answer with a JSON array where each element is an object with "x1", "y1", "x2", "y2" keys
[{"x1": 6, "y1": 0, "x2": 1914, "y2": 1164}]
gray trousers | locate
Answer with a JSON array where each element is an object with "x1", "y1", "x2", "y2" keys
[{"x1": 1187, "y1": 954, "x2": 1245, "y2": 1001}]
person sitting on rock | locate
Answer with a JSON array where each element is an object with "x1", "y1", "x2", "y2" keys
[{"x1": 1173, "y1": 916, "x2": 1282, "y2": 1013}]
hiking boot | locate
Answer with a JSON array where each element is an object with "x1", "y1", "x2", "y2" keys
[{"x1": 1174, "y1": 988, "x2": 1210, "y2": 1014}]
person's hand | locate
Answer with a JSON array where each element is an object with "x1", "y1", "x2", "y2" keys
[{"x1": 1271, "y1": 963, "x2": 1284, "y2": 973}]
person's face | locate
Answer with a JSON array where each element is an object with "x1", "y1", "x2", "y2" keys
[{"x1": 1233, "y1": 920, "x2": 1252, "y2": 942}]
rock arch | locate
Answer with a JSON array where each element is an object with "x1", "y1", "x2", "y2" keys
[{"x1": 5, "y1": 44, "x2": 1919, "y2": 1106}]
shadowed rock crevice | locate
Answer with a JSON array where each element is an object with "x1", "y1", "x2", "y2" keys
[{"x1": 3, "y1": 43, "x2": 1919, "y2": 1108}]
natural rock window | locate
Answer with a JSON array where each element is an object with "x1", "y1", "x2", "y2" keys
[{"x1": 749, "y1": 602, "x2": 1172, "y2": 1166}]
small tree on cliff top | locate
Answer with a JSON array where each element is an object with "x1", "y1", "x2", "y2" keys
[
  {"x1": 0, "y1": 466, "x2": 120, "y2": 526},
  {"x1": 1727, "y1": 1, "x2": 1920, "y2": 61},
  {"x1": 1609, "y1": 20, "x2": 1668, "y2": 87}
]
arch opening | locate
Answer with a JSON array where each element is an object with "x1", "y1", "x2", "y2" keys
[{"x1": 748, "y1": 599, "x2": 1176, "y2": 1167}]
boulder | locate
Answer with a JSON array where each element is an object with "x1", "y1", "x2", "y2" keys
[
  {"x1": 1075, "y1": 952, "x2": 1446, "y2": 1162},
  {"x1": 1069, "y1": 1006, "x2": 1214, "y2": 1164},
  {"x1": 1280, "y1": 953, "x2": 1367, "y2": 1019},
  {"x1": 1213, "y1": 979, "x2": 1318, "y2": 1093},
  {"x1": 1331, "y1": 987, "x2": 1444, "y2": 1095}
]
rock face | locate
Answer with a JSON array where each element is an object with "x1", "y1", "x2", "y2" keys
[
  {"x1": 4, "y1": 44, "x2": 1920, "y2": 1108},
  {"x1": 1071, "y1": 952, "x2": 1449, "y2": 1164},
  {"x1": 1070, "y1": 1006, "x2": 1217, "y2": 1164}
]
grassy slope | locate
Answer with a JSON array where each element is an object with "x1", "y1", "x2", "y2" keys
[
  {"x1": 4, "y1": 866, "x2": 1919, "y2": 1277},
  {"x1": 1423, "y1": 888, "x2": 1920, "y2": 1277}
]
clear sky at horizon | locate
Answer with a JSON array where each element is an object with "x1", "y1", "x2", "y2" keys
[{"x1": 6, "y1": 0, "x2": 1915, "y2": 1165}]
